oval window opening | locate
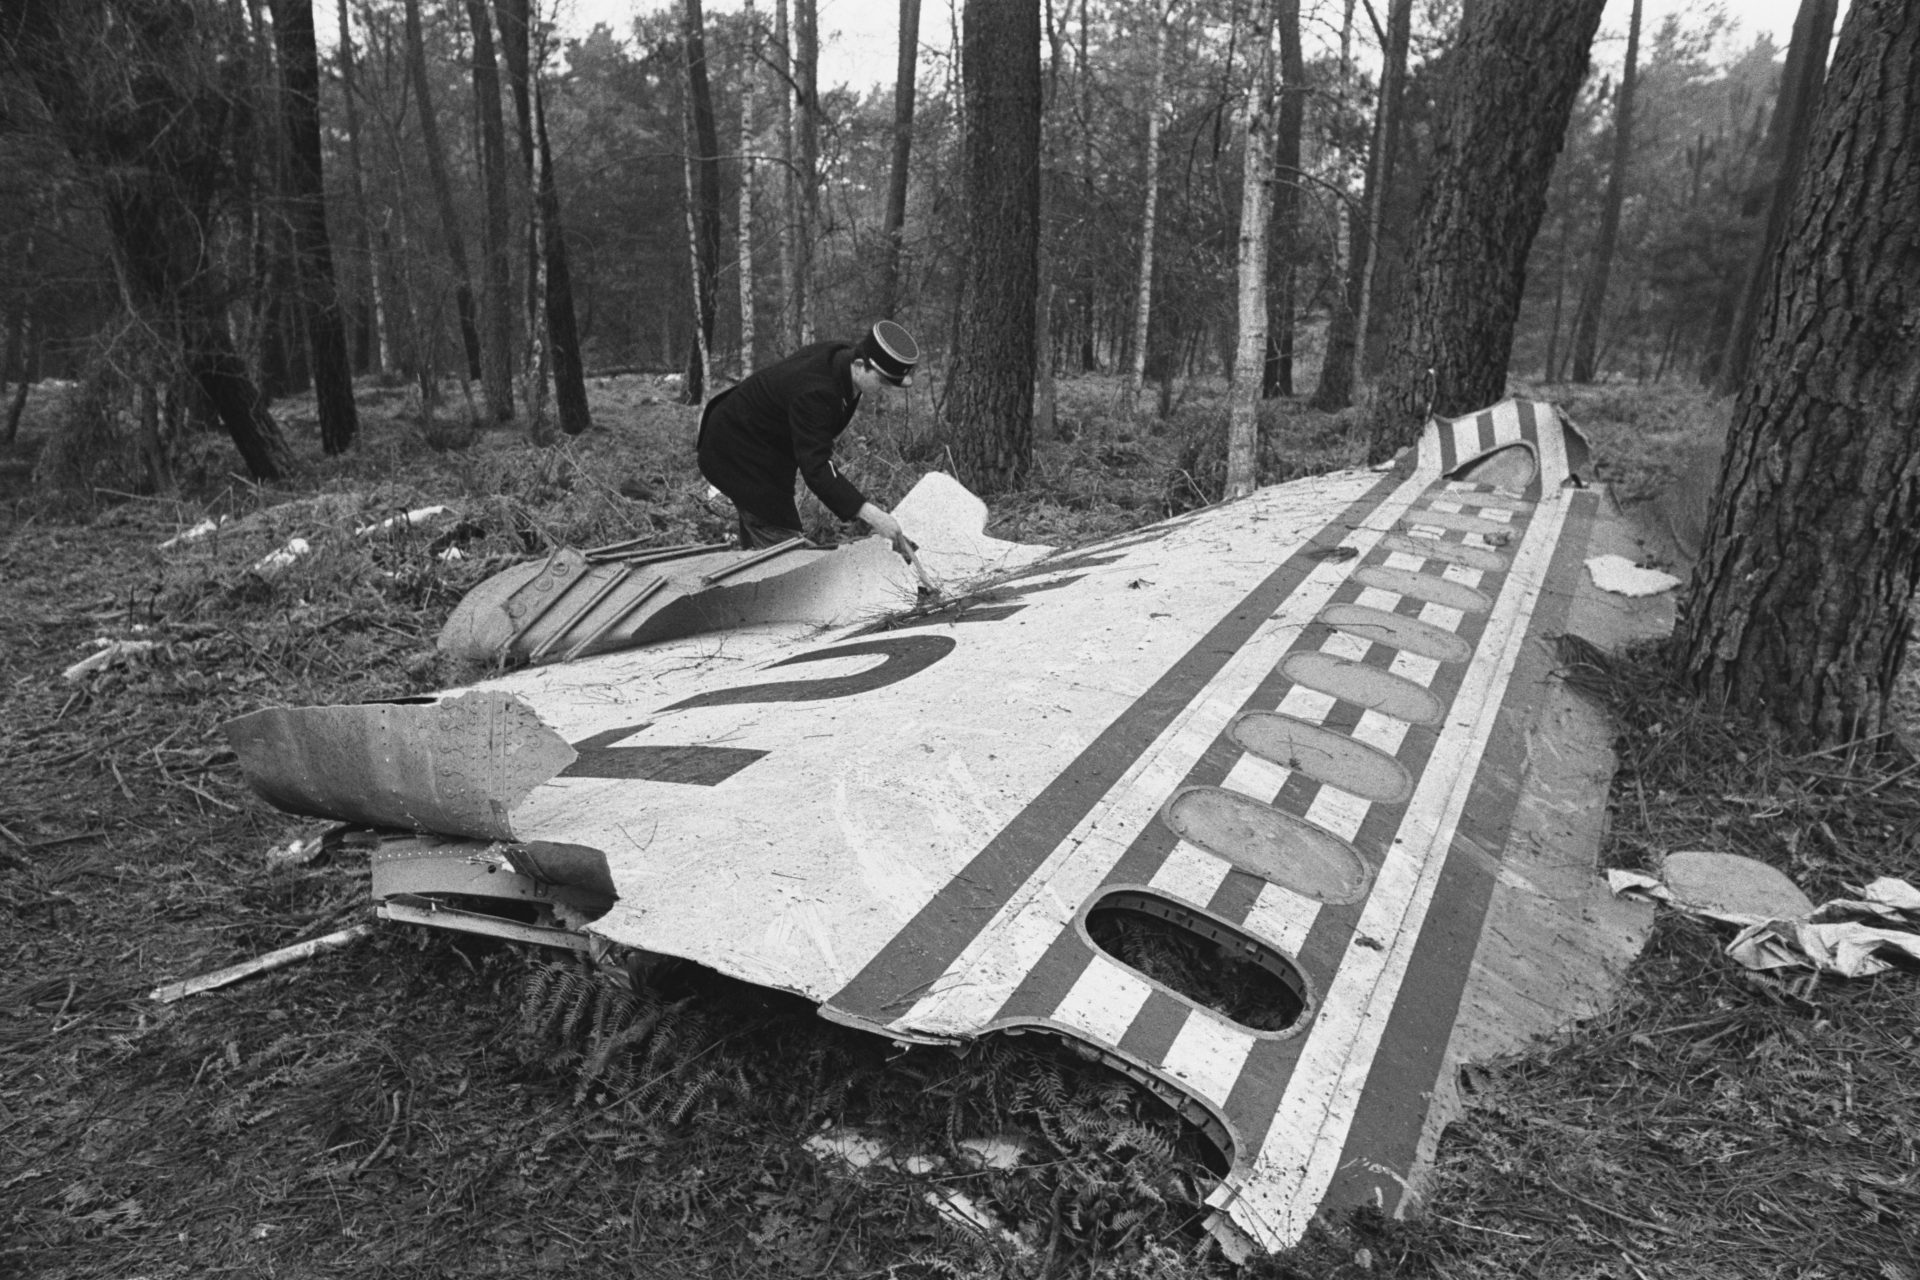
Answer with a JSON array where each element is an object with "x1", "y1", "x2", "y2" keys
[{"x1": 1085, "y1": 891, "x2": 1310, "y2": 1034}]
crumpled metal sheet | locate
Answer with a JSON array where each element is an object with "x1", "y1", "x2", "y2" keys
[
  {"x1": 1609, "y1": 855, "x2": 1920, "y2": 978},
  {"x1": 224, "y1": 690, "x2": 576, "y2": 840}
]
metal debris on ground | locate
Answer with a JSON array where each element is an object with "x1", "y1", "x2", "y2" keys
[
  {"x1": 149, "y1": 923, "x2": 374, "y2": 1003},
  {"x1": 1609, "y1": 852, "x2": 1920, "y2": 978},
  {"x1": 62, "y1": 638, "x2": 159, "y2": 682}
]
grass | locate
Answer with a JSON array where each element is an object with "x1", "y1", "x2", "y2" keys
[{"x1": 3, "y1": 372, "x2": 1917, "y2": 1279}]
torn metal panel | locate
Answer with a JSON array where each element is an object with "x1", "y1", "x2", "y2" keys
[
  {"x1": 438, "y1": 473, "x2": 1051, "y2": 665},
  {"x1": 225, "y1": 691, "x2": 576, "y2": 840},
  {"x1": 227, "y1": 399, "x2": 1666, "y2": 1254}
]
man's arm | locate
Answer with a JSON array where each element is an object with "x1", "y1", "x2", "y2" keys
[{"x1": 788, "y1": 390, "x2": 868, "y2": 520}]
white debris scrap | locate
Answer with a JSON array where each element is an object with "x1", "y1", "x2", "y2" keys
[
  {"x1": 355, "y1": 504, "x2": 452, "y2": 537},
  {"x1": 158, "y1": 516, "x2": 229, "y2": 549},
  {"x1": 1609, "y1": 852, "x2": 1920, "y2": 978},
  {"x1": 804, "y1": 1126, "x2": 1030, "y2": 1252},
  {"x1": 63, "y1": 638, "x2": 159, "y2": 682},
  {"x1": 1585, "y1": 553, "x2": 1681, "y2": 597},
  {"x1": 251, "y1": 537, "x2": 312, "y2": 578}
]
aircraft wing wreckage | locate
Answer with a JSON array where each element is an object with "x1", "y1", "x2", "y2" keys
[{"x1": 227, "y1": 399, "x2": 1668, "y2": 1253}]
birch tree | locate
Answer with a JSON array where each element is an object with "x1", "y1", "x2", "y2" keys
[
  {"x1": 1122, "y1": 0, "x2": 1169, "y2": 417},
  {"x1": 1224, "y1": 0, "x2": 1278, "y2": 499}
]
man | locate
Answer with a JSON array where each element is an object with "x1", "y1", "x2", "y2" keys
[{"x1": 697, "y1": 321, "x2": 920, "y2": 551}]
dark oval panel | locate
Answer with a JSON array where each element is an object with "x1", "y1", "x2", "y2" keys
[
  {"x1": 1280, "y1": 651, "x2": 1444, "y2": 725},
  {"x1": 1352, "y1": 565, "x2": 1492, "y2": 614},
  {"x1": 1161, "y1": 786, "x2": 1373, "y2": 905},
  {"x1": 1229, "y1": 712, "x2": 1413, "y2": 804},
  {"x1": 1320, "y1": 603, "x2": 1473, "y2": 664},
  {"x1": 1377, "y1": 532, "x2": 1508, "y2": 573}
]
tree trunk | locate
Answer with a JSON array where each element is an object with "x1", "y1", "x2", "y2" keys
[
  {"x1": 681, "y1": 72, "x2": 713, "y2": 401},
  {"x1": 1122, "y1": 0, "x2": 1168, "y2": 417},
  {"x1": 1308, "y1": 205, "x2": 1359, "y2": 410},
  {"x1": 1568, "y1": 0, "x2": 1641, "y2": 383},
  {"x1": 1677, "y1": 0, "x2": 1920, "y2": 746},
  {"x1": 1349, "y1": 0, "x2": 1411, "y2": 393},
  {"x1": 2, "y1": 312, "x2": 28, "y2": 446},
  {"x1": 464, "y1": 0, "x2": 516, "y2": 422},
  {"x1": 773, "y1": 0, "x2": 798, "y2": 349},
  {"x1": 535, "y1": 81, "x2": 591, "y2": 436},
  {"x1": 880, "y1": 0, "x2": 922, "y2": 315},
  {"x1": 1226, "y1": 0, "x2": 1277, "y2": 500},
  {"x1": 1365, "y1": 0, "x2": 1608, "y2": 459},
  {"x1": 334, "y1": 0, "x2": 386, "y2": 376},
  {"x1": 1717, "y1": 0, "x2": 1838, "y2": 394},
  {"x1": 402, "y1": 0, "x2": 484, "y2": 385},
  {"x1": 739, "y1": 0, "x2": 760, "y2": 371},
  {"x1": 681, "y1": 0, "x2": 724, "y2": 403},
  {"x1": 943, "y1": 0, "x2": 1041, "y2": 494},
  {"x1": 268, "y1": 0, "x2": 358, "y2": 454},
  {"x1": 1263, "y1": 0, "x2": 1302, "y2": 398},
  {"x1": 793, "y1": 0, "x2": 820, "y2": 344},
  {"x1": 494, "y1": 0, "x2": 545, "y2": 426}
]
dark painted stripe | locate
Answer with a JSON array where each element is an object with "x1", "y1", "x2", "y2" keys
[
  {"x1": 1515, "y1": 399, "x2": 1544, "y2": 500},
  {"x1": 1116, "y1": 989, "x2": 1191, "y2": 1065},
  {"x1": 1320, "y1": 488, "x2": 1597, "y2": 1217},
  {"x1": 1476, "y1": 410, "x2": 1497, "y2": 457},
  {"x1": 1223, "y1": 483, "x2": 1531, "y2": 1155},
  {"x1": 994, "y1": 930, "x2": 1096, "y2": 1023},
  {"x1": 827, "y1": 470, "x2": 1406, "y2": 1024},
  {"x1": 1437, "y1": 417, "x2": 1458, "y2": 474},
  {"x1": 563, "y1": 739, "x2": 767, "y2": 785},
  {"x1": 1208, "y1": 870, "x2": 1269, "y2": 922}
]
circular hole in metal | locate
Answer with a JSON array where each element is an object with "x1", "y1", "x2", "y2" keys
[
  {"x1": 1161, "y1": 786, "x2": 1373, "y2": 905},
  {"x1": 1229, "y1": 712, "x2": 1412, "y2": 804},
  {"x1": 1086, "y1": 890, "x2": 1310, "y2": 1034}
]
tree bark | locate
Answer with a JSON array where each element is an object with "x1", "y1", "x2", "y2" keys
[
  {"x1": 464, "y1": 0, "x2": 516, "y2": 422},
  {"x1": 401, "y1": 0, "x2": 484, "y2": 385},
  {"x1": 793, "y1": 0, "x2": 820, "y2": 344},
  {"x1": 1365, "y1": 0, "x2": 1608, "y2": 459},
  {"x1": 681, "y1": 0, "x2": 723, "y2": 403},
  {"x1": 334, "y1": 0, "x2": 387, "y2": 376},
  {"x1": 1349, "y1": 0, "x2": 1411, "y2": 393},
  {"x1": 943, "y1": 0, "x2": 1041, "y2": 494},
  {"x1": 880, "y1": 0, "x2": 922, "y2": 316},
  {"x1": 494, "y1": 0, "x2": 544, "y2": 424},
  {"x1": 1226, "y1": 0, "x2": 1277, "y2": 499},
  {"x1": 535, "y1": 81, "x2": 591, "y2": 436},
  {"x1": 739, "y1": 0, "x2": 760, "y2": 370},
  {"x1": 1263, "y1": 0, "x2": 1302, "y2": 398},
  {"x1": 1677, "y1": 0, "x2": 1920, "y2": 746},
  {"x1": 1717, "y1": 0, "x2": 1838, "y2": 394},
  {"x1": 268, "y1": 0, "x2": 358, "y2": 454},
  {"x1": 1568, "y1": 0, "x2": 1641, "y2": 383},
  {"x1": 773, "y1": 0, "x2": 798, "y2": 349},
  {"x1": 1122, "y1": 0, "x2": 1168, "y2": 417}
]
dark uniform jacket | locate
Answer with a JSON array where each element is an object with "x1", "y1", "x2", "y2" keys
[{"x1": 696, "y1": 341, "x2": 867, "y2": 531}]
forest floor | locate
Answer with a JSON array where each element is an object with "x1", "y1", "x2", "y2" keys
[{"x1": 2, "y1": 374, "x2": 1916, "y2": 1280}]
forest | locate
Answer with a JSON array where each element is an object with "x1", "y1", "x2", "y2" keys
[{"x1": 0, "y1": 0, "x2": 1814, "y2": 446}]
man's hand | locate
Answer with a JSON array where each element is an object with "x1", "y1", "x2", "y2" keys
[{"x1": 856, "y1": 501, "x2": 913, "y2": 556}]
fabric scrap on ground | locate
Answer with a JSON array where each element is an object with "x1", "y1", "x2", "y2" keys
[{"x1": 1609, "y1": 853, "x2": 1920, "y2": 978}]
